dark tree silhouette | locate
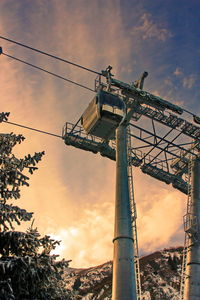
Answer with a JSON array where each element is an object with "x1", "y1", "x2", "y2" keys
[{"x1": 0, "y1": 112, "x2": 71, "y2": 300}]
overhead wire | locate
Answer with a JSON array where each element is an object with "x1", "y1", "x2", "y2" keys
[
  {"x1": 0, "y1": 35, "x2": 101, "y2": 75},
  {"x1": 2, "y1": 52, "x2": 95, "y2": 92},
  {"x1": 0, "y1": 45, "x2": 94, "y2": 140},
  {"x1": 3, "y1": 120, "x2": 63, "y2": 139},
  {"x1": 0, "y1": 36, "x2": 199, "y2": 117},
  {"x1": 1, "y1": 37, "x2": 199, "y2": 143},
  {"x1": 0, "y1": 36, "x2": 199, "y2": 119}
]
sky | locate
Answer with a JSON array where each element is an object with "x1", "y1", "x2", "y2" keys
[{"x1": 0, "y1": 0, "x2": 199, "y2": 268}]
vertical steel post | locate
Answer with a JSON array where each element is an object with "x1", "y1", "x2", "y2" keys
[
  {"x1": 112, "y1": 124, "x2": 137, "y2": 300},
  {"x1": 184, "y1": 156, "x2": 200, "y2": 300}
]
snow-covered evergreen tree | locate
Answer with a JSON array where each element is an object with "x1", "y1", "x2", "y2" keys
[{"x1": 0, "y1": 112, "x2": 71, "y2": 300}]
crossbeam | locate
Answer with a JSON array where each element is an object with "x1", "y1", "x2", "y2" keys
[{"x1": 62, "y1": 122, "x2": 188, "y2": 194}]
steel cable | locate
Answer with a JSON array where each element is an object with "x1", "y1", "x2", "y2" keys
[
  {"x1": 2, "y1": 52, "x2": 95, "y2": 92},
  {"x1": 0, "y1": 35, "x2": 101, "y2": 75}
]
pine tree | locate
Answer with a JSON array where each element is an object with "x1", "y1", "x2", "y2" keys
[
  {"x1": 168, "y1": 254, "x2": 177, "y2": 271},
  {"x1": 0, "y1": 112, "x2": 71, "y2": 300}
]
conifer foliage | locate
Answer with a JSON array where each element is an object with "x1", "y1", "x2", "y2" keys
[{"x1": 0, "y1": 113, "x2": 71, "y2": 300}]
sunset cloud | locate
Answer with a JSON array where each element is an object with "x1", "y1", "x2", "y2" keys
[
  {"x1": 50, "y1": 202, "x2": 114, "y2": 267},
  {"x1": 174, "y1": 67, "x2": 183, "y2": 77},
  {"x1": 182, "y1": 74, "x2": 197, "y2": 89},
  {"x1": 132, "y1": 13, "x2": 172, "y2": 42},
  {"x1": 137, "y1": 186, "x2": 185, "y2": 253}
]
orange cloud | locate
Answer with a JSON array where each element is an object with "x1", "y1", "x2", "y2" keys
[
  {"x1": 132, "y1": 13, "x2": 172, "y2": 42},
  {"x1": 182, "y1": 74, "x2": 197, "y2": 89}
]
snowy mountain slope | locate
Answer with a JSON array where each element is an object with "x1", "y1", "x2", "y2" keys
[{"x1": 64, "y1": 246, "x2": 183, "y2": 299}]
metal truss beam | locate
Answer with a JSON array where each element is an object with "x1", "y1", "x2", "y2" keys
[
  {"x1": 130, "y1": 123, "x2": 195, "y2": 157},
  {"x1": 62, "y1": 122, "x2": 188, "y2": 195},
  {"x1": 131, "y1": 104, "x2": 200, "y2": 142}
]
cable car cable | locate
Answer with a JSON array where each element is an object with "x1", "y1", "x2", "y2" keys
[
  {"x1": 3, "y1": 120, "x2": 62, "y2": 138},
  {"x1": 2, "y1": 52, "x2": 95, "y2": 92},
  {"x1": 0, "y1": 35, "x2": 101, "y2": 75},
  {"x1": 1, "y1": 38, "x2": 198, "y2": 121}
]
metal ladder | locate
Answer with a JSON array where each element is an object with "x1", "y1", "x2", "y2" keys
[
  {"x1": 180, "y1": 158, "x2": 193, "y2": 300},
  {"x1": 127, "y1": 126, "x2": 142, "y2": 300},
  {"x1": 180, "y1": 235, "x2": 190, "y2": 300}
]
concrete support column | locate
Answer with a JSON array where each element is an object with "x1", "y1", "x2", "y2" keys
[
  {"x1": 184, "y1": 156, "x2": 200, "y2": 300},
  {"x1": 112, "y1": 125, "x2": 137, "y2": 300}
]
